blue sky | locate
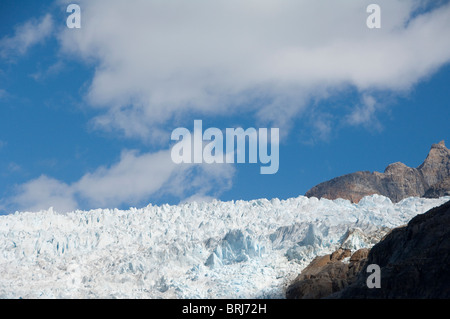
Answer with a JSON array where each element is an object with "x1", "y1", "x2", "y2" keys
[{"x1": 0, "y1": 0, "x2": 449, "y2": 213}]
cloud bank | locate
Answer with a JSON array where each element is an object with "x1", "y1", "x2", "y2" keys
[
  {"x1": 58, "y1": 0, "x2": 450, "y2": 140},
  {"x1": 4, "y1": 149, "x2": 235, "y2": 212}
]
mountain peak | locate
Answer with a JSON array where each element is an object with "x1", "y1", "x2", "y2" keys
[
  {"x1": 418, "y1": 140, "x2": 450, "y2": 188},
  {"x1": 305, "y1": 140, "x2": 450, "y2": 203},
  {"x1": 431, "y1": 140, "x2": 446, "y2": 149},
  {"x1": 423, "y1": 139, "x2": 449, "y2": 160}
]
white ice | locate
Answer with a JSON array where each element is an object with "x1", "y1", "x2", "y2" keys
[{"x1": 0, "y1": 194, "x2": 448, "y2": 299}]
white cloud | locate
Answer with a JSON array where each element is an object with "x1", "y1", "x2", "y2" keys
[
  {"x1": 346, "y1": 94, "x2": 380, "y2": 128},
  {"x1": 8, "y1": 162, "x2": 21, "y2": 173},
  {"x1": 4, "y1": 149, "x2": 235, "y2": 213},
  {"x1": 180, "y1": 194, "x2": 216, "y2": 204},
  {"x1": 0, "y1": 14, "x2": 53, "y2": 57},
  {"x1": 57, "y1": 0, "x2": 450, "y2": 140},
  {"x1": 312, "y1": 114, "x2": 334, "y2": 141},
  {"x1": 74, "y1": 149, "x2": 180, "y2": 208},
  {"x1": 8, "y1": 175, "x2": 77, "y2": 213},
  {"x1": 30, "y1": 60, "x2": 65, "y2": 81}
]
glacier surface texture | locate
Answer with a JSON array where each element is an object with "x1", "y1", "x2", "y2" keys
[{"x1": 0, "y1": 195, "x2": 448, "y2": 298}]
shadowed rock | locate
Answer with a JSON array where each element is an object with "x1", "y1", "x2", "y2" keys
[
  {"x1": 423, "y1": 177, "x2": 450, "y2": 198},
  {"x1": 331, "y1": 200, "x2": 450, "y2": 299},
  {"x1": 286, "y1": 200, "x2": 450, "y2": 299},
  {"x1": 285, "y1": 248, "x2": 366, "y2": 299}
]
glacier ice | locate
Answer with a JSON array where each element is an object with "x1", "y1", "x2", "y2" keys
[{"x1": 0, "y1": 194, "x2": 448, "y2": 299}]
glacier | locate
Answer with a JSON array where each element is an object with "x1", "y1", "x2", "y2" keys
[{"x1": 0, "y1": 194, "x2": 448, "y2": 299}]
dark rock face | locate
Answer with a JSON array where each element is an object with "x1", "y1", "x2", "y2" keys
[
  {"x1": 423, "y1": 177, "x2": 450, "y2": 198},
  {"x1": 305, "y1": 141, "x2": 450, "y2": 203},
  {"x1": 286, "y1": 200, "x2": 450, "y2": 299},
  {"x1": 331, "y1": 200, "x2": 450, "y2": 299},
  {"x1": 285, "y1": 248, "x2": 367, "y2": 299}
]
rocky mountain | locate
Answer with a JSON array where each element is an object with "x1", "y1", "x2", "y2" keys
[
  {"x1": 424, "y1": 177, "x2": 450, "y2": 198},
  {"x1": 286, "y1": 200, "x2": 450, "y2": 299},
  {"x1": 305, "y1": 140, "x2": 450, "y2": 203},
  {"x1": 285, "y1": 247, "x2": 368, "y2": 299}
]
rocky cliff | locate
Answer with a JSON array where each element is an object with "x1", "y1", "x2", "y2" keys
[
  {"x1": 285, "y1": 248, "x2": 368, "y2": 299},
  {"x1": 335, "y1": 199, "x2": 450, "y2": 298},
  {"x1": 423, "y1": 177, "x2": 450, "y2": 198},
  {"x1": 286, "y1": 200, "x2": 450, "y2": 299},
  {"x1": 305, "y1": 140, "x2": 450, "y2": 203}
]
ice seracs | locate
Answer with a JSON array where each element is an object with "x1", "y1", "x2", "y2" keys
[{"x1": 0, "y1": 194, "x2": 448, "y2": 298}]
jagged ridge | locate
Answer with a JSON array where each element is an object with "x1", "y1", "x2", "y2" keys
[{"x1": 306, "y1": 140, "x2": 450, "y2": 203}]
